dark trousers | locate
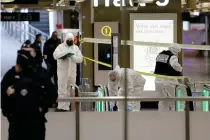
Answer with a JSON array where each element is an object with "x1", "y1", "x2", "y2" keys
[
  {"x1": 51, "y1": 66, "x2": 58, "y2": 88},
  {"x1": 47, "y1": 64, "x2": 58, "y2": 107},
  {"x1": 76, "y1": 64, "x2": 80, "y2": 86},
  {"x1": 9, "y1": 120, "x2": 45, "y2": 140},
  {"x1": 47, "y1": 64, "x2": 58, "y2": 89}
]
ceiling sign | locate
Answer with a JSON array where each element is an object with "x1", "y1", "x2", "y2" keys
[{"x1": 1, "y1": 12, "x2": 40, "y2": 21}]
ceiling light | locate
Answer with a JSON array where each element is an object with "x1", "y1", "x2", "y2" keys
[
  {"x1": 201, "y1": 2, "x2": 210, "y2": 8},
  {"x1": 75, "y1": 0, "x2": 85, "y2": 2},
  {"x1": 138, "y1": 0, "x2": 153, "y2": 3},
  {"x1": 5, "y1": 8, "x2": 15, "y2": 12},
  {"x1": 4, "y1": 5, "x2": 18, "y2": 11},
  {"x1": 189, "y1": 10, "x2": 200, "y2": 17},
  {"x1": 46, "y1": 8, "x2": 55, "y2": 12},
  {"x1": 1, "y1": 0, "x2": 15, "y2": 2},
  {"x1": 181, "y1": 0, "x2": 186, "y2": 5}
]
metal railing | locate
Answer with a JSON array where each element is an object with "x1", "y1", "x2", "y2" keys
[
  {"x1": 58, "y1": 96, "x2": 210, "y2": 102},
  {"x1": 1, "y1": 21, "x2": 50, "y2": 47}
]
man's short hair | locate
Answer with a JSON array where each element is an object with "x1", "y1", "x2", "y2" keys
[
  {"x1": 36, "y1": 34, "x2": 42, "y2": 39},
  {"x1": 52, "y1": 31, "x2": 57, "y2": 34}
]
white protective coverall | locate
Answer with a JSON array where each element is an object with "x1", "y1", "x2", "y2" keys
[
  {"x1": 53, "y1": 33, "x2": 83, "y2": 110},
  {"x1": 155, "y1": 45, "x2": 183, "y2": 111},
  {"x1": 108, "y1": 66, "x2": 146, "y2": 111}
]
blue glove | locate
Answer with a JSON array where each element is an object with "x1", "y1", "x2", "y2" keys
[
  {"x1": 128, "y1": 106, "x2": 133, "y2": 111},
  {"x1": 68, "y1": 55, "x2": 73, "y2": 60},
  {"x1": 109, "y1": 104, "x2": 114, "y2": 111}
]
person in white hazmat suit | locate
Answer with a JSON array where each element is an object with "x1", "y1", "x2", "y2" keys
[
  {"x1": 53, "y1": 33, "x2": 83, "y2": 111},
  {"x1": 154, "y1": 44, "x2": 183, "y2": 111},
  {"x1": 108, "y1": 65, "x2": 146, "y2": 111}
]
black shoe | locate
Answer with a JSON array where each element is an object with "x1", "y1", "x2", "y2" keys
[
  {"x1": 52, "y1": 102, "x2": 58, "y2": 108},
  {"x1": 55, "y1": 109, "x2": 68, "y2": 112},
  {"x1": 113, "y1": 105, "x2": 118, "y2": 111}
]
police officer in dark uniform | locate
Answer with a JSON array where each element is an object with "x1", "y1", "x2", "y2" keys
[
  {"x1": 1, "y1": 49, "x2": 57, "y2": 140},
  {"x1": 31, "y1": 34, "x2": 43, "y2": 66},
  {"x1": 154, "y1": 45, "x2": 183, "y2": 111},
  {"x1": 22, "y1": 39, "x2": 58, "y2": 107},
  {"x1": 43, "y1": 31, "x2": 61, "y2": 89}
]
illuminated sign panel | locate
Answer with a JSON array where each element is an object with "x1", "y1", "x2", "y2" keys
[
  {"x1": 133, "y1": 20, "x2": 174, "y2": 91},
  {"x1": 93, "y1": 0, "x2": 169, "y2": 7}
]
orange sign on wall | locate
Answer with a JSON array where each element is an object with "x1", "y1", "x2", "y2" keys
[
  {"x1": 56, "y1": 24, "x2": 62, "y2": 29},
  {"x1": 74, "y1": 36, "x2": 79, "y2": 45}
]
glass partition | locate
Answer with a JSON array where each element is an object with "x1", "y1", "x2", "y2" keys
[
  {"x1": 95, "y1": 88, "x2": 105, "y2": 112},
  {"x1": 202, "y1": 84, "x2": 210, "y2": 112},
  {"x1": 176, "y1": 88, "x2": 186, "y2": 112}
]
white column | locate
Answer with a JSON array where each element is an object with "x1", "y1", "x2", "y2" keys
[
  {"x1": 49, "y1": 10, "x2": 63, "y2": 35},
  {"x1": 183, "y1": 21, "x2": 190, "y2": 31},
  {"x1": 57, "y1": 11, "x2": 64, "y2": 26},
  {"x1": 20, "y1": 9, "x2": 29, "y2": 42},
  {"x1": 49, "y1": 11, "x2": 57, "y2": 35}
]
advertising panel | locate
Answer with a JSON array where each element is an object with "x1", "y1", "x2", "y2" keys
[
  {"x1": 133, "y1": 20, "x2": 174, "y2": 90},
  {"x1": 130, "y1": 13, "x2": 177, "y2": 91}
]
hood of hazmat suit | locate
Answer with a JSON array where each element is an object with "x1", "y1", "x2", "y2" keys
[
  {"x1": 108, "y1": 67, "x2": 146, "y2": 111},
  {"x1": 168, "y1": 43, "x2": 181, "y2": 55},
  {"x1": 53, "y1": 32, "x2": 83, "y2": 110}
]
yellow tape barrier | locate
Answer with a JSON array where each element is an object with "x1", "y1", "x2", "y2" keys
[{"x1": 83, "y1": 57, "x2": 189, "y2": 80}]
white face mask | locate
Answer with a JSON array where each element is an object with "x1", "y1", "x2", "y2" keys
[{"x1": 110, "y1": 80, "x2": 120, "y2": 87}]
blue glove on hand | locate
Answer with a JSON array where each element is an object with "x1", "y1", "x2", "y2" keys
[
  {"x1": 68, "y1": 55, "x2": 73, "y2": 60},
  {"x1": 128, "y1": 106, "x2": 133, "y2": 111},
  {"x1": 64, "y1": 50, "x2": 74, "y2": 60},
  {"x1": 109, "y1": 104, "x2": 114, "y2": 111}
]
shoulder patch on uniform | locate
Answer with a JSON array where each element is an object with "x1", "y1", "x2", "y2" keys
[
  {"x1": 20, "y1": 89, "x2": 28, "y2": 96},
  {"x1": 14, "y1": 75, "x2": 20, "y2": 79},
  {"x1": 156, "y1": 54, "x2": 169, "y2": 63}
]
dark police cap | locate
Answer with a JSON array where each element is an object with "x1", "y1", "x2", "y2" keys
[
  {"x1": 16, "y1": 50, "x2": 34, "y2": 69},
  {"x1": 24, "y1": 40, "x2": 31, "y2": 45},
  {"x1": 21, "y1": 40, "x2": 31, "y2": 48}
]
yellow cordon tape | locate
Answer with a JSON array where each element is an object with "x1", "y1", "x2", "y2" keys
[
  {"x1": 83, "y1": 57, "x2": 190, "y2": 80},
  {"x1": 83, "y1": 57, "x2": 112, "y2": 68}
]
